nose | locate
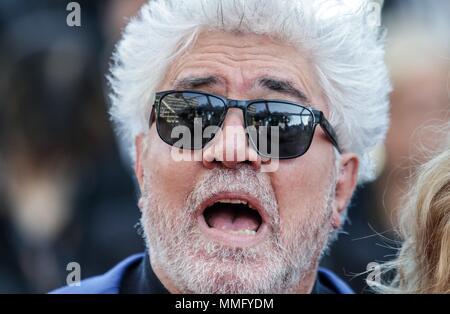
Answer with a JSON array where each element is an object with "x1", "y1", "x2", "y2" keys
[{"x1": 202, "y1": 108, "x2": 261, "y2": 170}]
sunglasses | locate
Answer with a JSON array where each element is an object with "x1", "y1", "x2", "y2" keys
[{"x1": 150, "y1": 90, "x2": 341, "y2": 159}]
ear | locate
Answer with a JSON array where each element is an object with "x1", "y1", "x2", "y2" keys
[
  {"x1": 135, "y1": 134, "x2": 145, "y2": 191},
  {"x1": 331, "y1": 153, "x2": 359, "y2": 229}
]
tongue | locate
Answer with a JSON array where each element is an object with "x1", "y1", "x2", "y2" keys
[{"x1": 206, "y1": 206, "x2": 260, "y2": 232}]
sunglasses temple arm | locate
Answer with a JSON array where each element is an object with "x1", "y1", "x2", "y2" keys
[
  {"x1": 319, "y1": 114, "x2": 342, "y2": 154},
  {"x1": 149, "y1": 107, "x2": 156, "y2": 127},
  {"x1": 150, "y1": 94, "x2": 162, "y2": 127}
]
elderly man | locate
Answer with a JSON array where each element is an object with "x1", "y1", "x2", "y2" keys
[{"x1": 53, "y1": 0, "x2": 390, "y2": 294}]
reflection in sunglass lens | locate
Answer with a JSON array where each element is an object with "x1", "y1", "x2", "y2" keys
[
  {"x1": 157, "y1": 92, "x2": 225, "y2": 149},
  {"x1": 246, "y1": 101, "x2": 315, "y2": 158}
]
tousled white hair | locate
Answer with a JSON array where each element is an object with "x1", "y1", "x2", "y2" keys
[{"x1": 108, "y1": 0, "x2": 391, "y2": 183}]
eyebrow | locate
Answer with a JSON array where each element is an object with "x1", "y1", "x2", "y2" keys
[
  {"x1": 172, "y1": 76, "x2": 219, "y2": 90},
  {"x1": 172, "y1": 75, "x2": 309, "y2": 103},
  {"x1": 258, "y1": 77, "x2": 309, "y2": 103}
]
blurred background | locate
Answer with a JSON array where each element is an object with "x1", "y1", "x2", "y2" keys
[{"x1": 0, "y1": 0, "x2": 449, "y2": 293}]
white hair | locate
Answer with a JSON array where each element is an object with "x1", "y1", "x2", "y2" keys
[{"x1": 108, "y1": 0, "x2": 391, "y2": 183}]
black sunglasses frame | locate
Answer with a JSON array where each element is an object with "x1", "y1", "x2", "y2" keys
[{"x1": 150, "y1": 90, "x2": 341, "y2": 159}]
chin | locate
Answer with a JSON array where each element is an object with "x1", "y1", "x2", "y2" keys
[{"x1": 154, "y1": 231, "x2": 300, "y2": 294}]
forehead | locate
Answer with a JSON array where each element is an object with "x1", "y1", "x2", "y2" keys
[{"x1": 160, "y1": 31, "x2": 325, "y2": 106}]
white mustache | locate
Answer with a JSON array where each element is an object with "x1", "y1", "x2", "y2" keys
[{"x1": 185, "y1": 164, "x2": 280, "y2": 227}]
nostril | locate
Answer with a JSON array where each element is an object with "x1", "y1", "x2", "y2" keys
[{"x1": 222, "y1": 160, "x2": 239, "y2": 169}]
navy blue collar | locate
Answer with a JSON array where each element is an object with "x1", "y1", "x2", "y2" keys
[{"x1": 120, "y1": 251, "x2": 168, "y2": 294}]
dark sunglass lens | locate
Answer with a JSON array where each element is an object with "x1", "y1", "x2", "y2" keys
[
  {"x1": 246, "y1": 102, "x2": 315, "y2": 158},
  {"x1": 157, "y1": 92, "x2": 225, "y2": 149}
]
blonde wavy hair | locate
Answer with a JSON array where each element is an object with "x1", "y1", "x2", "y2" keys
[{"x1": 373, "y1": 132, "x2": 450, "y2": 293}]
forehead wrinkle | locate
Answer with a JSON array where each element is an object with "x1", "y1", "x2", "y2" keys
[
  {"x1": 162, "y1": 35, "x2": 325, "y2": 108},
  {"x1": 180, "y1": 48, "x2": 300, "y2": 68},
  {"x1": 169, "y1": 59, "x2": 313, "y2": 93},
  {"x1": 179, "y1": 58, "x2": 316, "y2": 99},
  {"x1": 167, "y1": 67, "x2": 317, "y2": 106}
]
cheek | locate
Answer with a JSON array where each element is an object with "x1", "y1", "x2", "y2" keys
[
  {"x1": 270, "y1": 147, "x2": 333, "y2": 227},
  {"x1": 142, "y1": 130, "x2": 200, "y2": 209}
]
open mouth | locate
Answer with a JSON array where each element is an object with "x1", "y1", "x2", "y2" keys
[
  {"x1": 197, "y1": 193, "x2": 270, "y2": 247},
  {"x1": 204, "y1": 199, "x2": 263, "y2": 235}
]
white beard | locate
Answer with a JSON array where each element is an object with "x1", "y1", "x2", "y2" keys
[{"x1": 140, "y1": 165, "x2": 336, "y2": 293}]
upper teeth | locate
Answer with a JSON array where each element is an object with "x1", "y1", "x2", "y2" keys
[{"x1": 217, "y1": 199, "x2": 257, "y2": 210}]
